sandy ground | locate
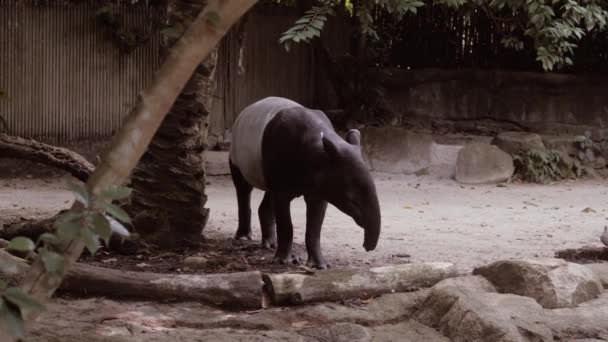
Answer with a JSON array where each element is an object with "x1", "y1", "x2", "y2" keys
[{"x1": 1, "y1": 173, "x2": 607, "y2": 272}]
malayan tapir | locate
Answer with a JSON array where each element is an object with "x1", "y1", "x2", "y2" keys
[{"x1": 228, "y1": 96, "x2": 381, "y2": 269}]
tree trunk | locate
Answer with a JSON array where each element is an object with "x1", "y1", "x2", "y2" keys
[
  {"x1": 263, "y1": 262, "x2": 457, "y2": 305},
  {"x1": 60, "y1": 263, "x2": 265, "y2": 310},
  {"x1": 0, "y1": 133, "x2": 93, "y2": 182},
  {"x1": 129, "y1": 0, "x2": 219, "y2": 247}
]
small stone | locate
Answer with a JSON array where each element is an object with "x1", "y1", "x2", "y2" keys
[
  {"x1": 135, "y1": 263, "x2": 150, "y2": 268},
  {"x1": 582, "y1": 207, "x2": 597, "y2": 213},
  {"x1": 0, "y1": 238, "x2": 9, "y2": 248},
  {"x1": 184, "y1": 256, "x2": 210, "y2": 270},
  {"x1": 299, "y1": 322, "x2": 371, "y2": 342},
  {"x1": 491, "y1": 131, "x2": 546, "y2": 155}
]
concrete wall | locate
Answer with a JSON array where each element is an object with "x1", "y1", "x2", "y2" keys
[{"x1": 383, "y1": 68, "x2": 608, "y2": 137}]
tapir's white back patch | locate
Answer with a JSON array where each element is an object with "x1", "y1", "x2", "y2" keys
[{"x1": 230, "y1": 97, "x2": 303, "y2": 190}]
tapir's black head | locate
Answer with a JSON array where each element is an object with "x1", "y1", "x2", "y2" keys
[{"x1": 317, "y1": 129, "x2": 381, "y2": 251}]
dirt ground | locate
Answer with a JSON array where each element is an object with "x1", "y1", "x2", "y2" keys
[{"x1": 1, "y1": 172, "x2": 607, "y2": 273}]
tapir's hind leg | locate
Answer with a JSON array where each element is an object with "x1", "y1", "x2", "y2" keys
[
  {"x1": 304, "y1": 195, "x2": 329, "y2": 269},
  {"x1": 258, "y1": 192, "x2": 277, "y2": 249},
  {"x1": 273, "y1": 193, "x2": 300, "y2": 265},
  {"x1": 229, "y1": 160, "x2": 253, "y2": 240}
]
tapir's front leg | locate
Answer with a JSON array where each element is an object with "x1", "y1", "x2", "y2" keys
[
  {"x1": 229, "y1": 161, "x2": 253, "y2": 240},
  {"x1": 273, "y1": 193, "x2": 299, "y2": 265},
  {"x1": 304, "y1": 195, "x2": 329, "y2": 269}
]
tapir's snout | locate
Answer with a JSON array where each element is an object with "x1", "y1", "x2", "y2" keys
[{"x1": 362, "y1": 192, "x2": 381, "y2": 252}]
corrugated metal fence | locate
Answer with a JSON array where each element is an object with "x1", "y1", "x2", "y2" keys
[
  {"x1": 0, "y1": 0, "x2": 162, "y2": 142},
  {"x1": 0, "y1": 3, "x2": 335, "y2": 144},
  {"x1": 209, "y1": 6, "x2": 317, "y2": 140}
]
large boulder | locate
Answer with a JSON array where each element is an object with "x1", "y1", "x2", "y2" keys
[
  {"x1": 492, "y1": 132, "x2": 546, "y2": 155},
  {"x1": 416, "y1": 276, "x2": 553, "y2": 342},
  {"x1": 542, "y1": 135, "x2": 578, "y2": 155},
  {"x1": 360, "y1": 127, "x2": 433, "y2": 174},
  {"x1": 544, "y1": 293, "x2": 608, "y2": 340},
  {"x1": 473, "y1": 258, "x2": 603, "y2": 309},
  {"x1": 455, "y1": 143, "x2": 514, "y2": 184}
]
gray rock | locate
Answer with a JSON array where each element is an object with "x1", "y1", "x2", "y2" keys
[
  {"x1": 299, "y1": 322, "x2": 370, "y2": 342},
  {"x1": 183, "y1": 256, "x2": 210, "y2": 270},
  {"x1": 455, "y1": 143, "x2": 514, "y2": 184},
  {"x1": 585, "y1": 263, "x2": 608, "y2": 288},
  {"x1": 432, "y1": 275, "x2": 497, "y2": 293},
  {"x1": 544, "y1": 293, "x2": 608, "y2": 340},
  {"x1": 542, "y1": 135, "x2": 578, "y2": 155},
  {"x1": 360, "y1": 127, "x2": 433, "y2": 174},
  {"x1": 0, "y1": 238, "x2": 9, "y2": 248},
  {"x1": 474, "y1": 258, "x2": 603, "y2": 309},
  {"x1": 415, "y1": 280, "x2": 553, "y2": 342},
  {"x1": 370, "y1": 321, "x2": 451, "y2": 342},
  {"x1": 492, "y1": 132, "x2": 546, "y2": 155}
]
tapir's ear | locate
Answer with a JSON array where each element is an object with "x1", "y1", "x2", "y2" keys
[
  {"x1": 321, "y1": 132, "x2": 340, "y2": 159},
  {"x1": 345, "y1": 129, "x2": 361, "y2": 146}
]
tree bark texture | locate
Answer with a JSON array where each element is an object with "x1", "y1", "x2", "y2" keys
[
  {"x1": 8, "y1": 1, "x2": 256, "y2": 339},
  {"x1": 263, "y1": 262, "x2": 457, "y2": 305},
  {"x1": 129, "y1": 0, "x2": 219, "y2": 247},
  {"x1": 60, "y1": 263, "x2": 265, "y2": 310},
  {"x1": 0, "y1": 133, "x2": 93, "y2": 182}
]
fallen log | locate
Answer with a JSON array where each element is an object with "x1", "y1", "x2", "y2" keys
[
  {"x1": 0, "y1": 133, "x2": 94, "y2": 182},
  {"x1": 59, "y1": 263, "x2": 265, "y2": 310},
  {"x1": 263, "y1": 262, "x2": 457, "y2": 305},
  {"x1": 0, "y1": 215, "x2": 58, "y2": 241},
  {"x1": 0, "y1": 215, "x2": 141, "y2": 254},
  {"x1": 555, "y1": 246, "x2": 608, "y2": 263}
]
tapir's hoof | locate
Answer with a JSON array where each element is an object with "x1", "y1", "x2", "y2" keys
[
  {"x1": 261, "y1": 238, "x2": 277, "y2": 250},
  {"x1": 273, "y1": 254, "x2": 301, "y2": 265},
  {"x1": 306, "y1": 259, "x2": 330, "y2": 270},
  {"x1": 233, "y1": 233, "x2": 252, "y2": 241}
]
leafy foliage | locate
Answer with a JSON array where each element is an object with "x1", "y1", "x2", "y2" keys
[
  {"x1": 513, "y1": 148, "x2": 578, "y2": 183},
  {"x1": 95, "y1": 4, "x2": 156, "y2": 53},
  {"x1": 0, "y1": 179, "x2": 132, "y2": 338},
  {"x1": 279, "y1": 3, "x2": 336, "y2": 51},
  {"x1": 280, "y1": 0, "x2": 608, "y2": 71}
]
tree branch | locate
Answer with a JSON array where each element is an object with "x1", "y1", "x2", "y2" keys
[{"x1": 0, "y1": 133, "x2": 94, "y2": 182}]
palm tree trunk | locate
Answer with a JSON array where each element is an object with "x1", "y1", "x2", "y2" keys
[{"x1": 129, "y1": 0, "x2": 218, "y2": 247}]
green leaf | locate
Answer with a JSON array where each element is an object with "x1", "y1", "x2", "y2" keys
[
  {"x1": 101, "y1": 185, "x2": 132, "y2": 201},
  {"x1": 206, "y1": 11, "x2": 221, "y2": 28},
  {"x1": 65, "y1": 177, "x2": 90, "y2": 206},
  {"x1": 0, "y1": 298, "x2": 24, "y2": 338},
  {"x1": 3, "y1": 288, "x2": 45, "y2": 313},
  {"x1": 92, "y1": 214, "x2": 112, "y2": 246},
  {"x1": 37, "y1": 233, "x2": 60, "y2": 247},
  {"x1": 81, "y1": 228, "x2": 101, "y2": 255},
  {"x1": 39, "y1": 249, "x2": 65, "y2": 276},
  {"x1": 105, "y1": 203, "x2": 131, "y2": 224},
  {"x1": 7, "y1": 237, "x2": 35, "y2": 252},
  {"x1": 55, "y1": 212, "x2": 83, "y2": 242}
]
